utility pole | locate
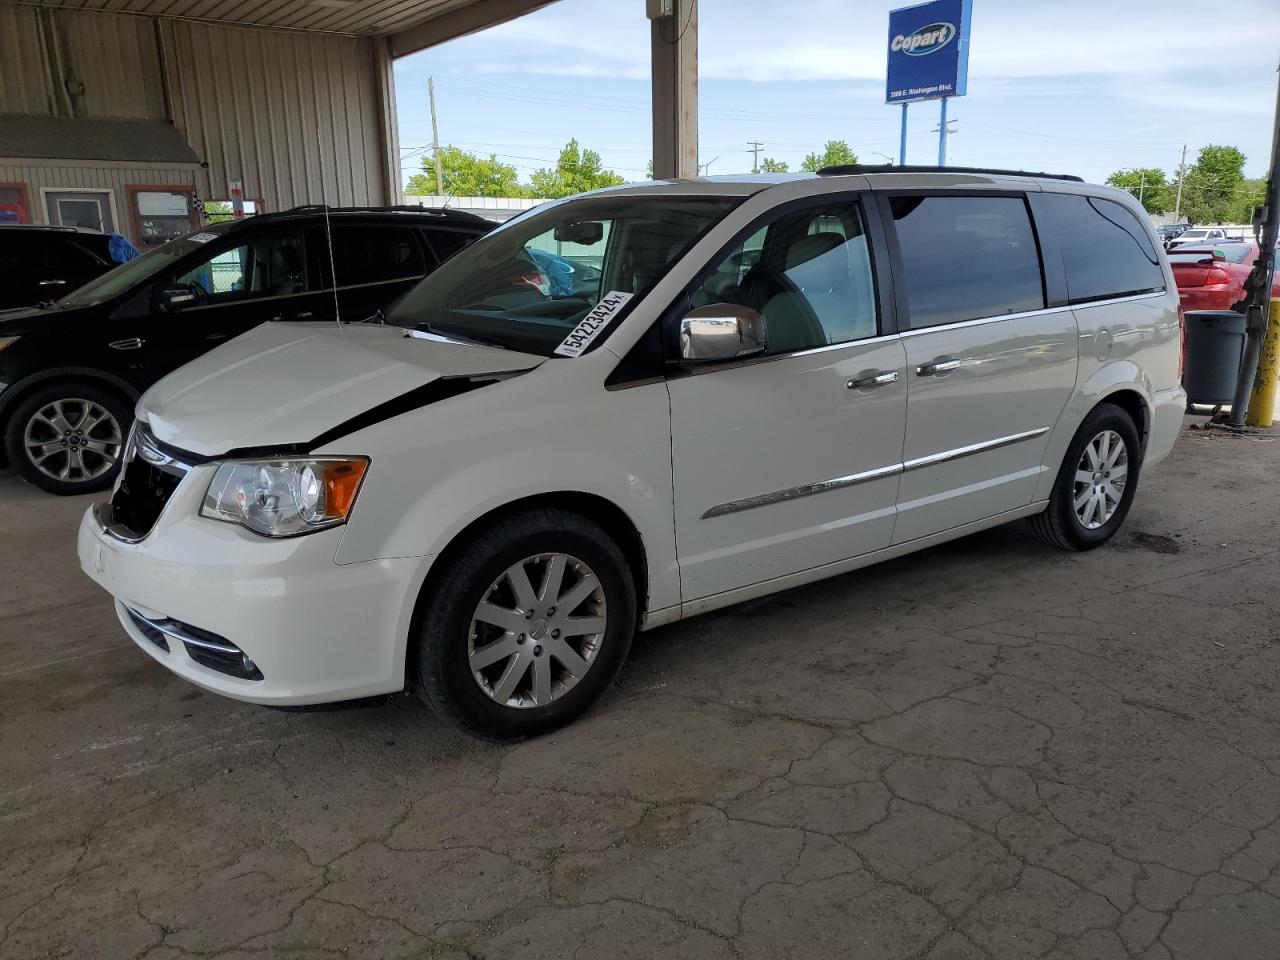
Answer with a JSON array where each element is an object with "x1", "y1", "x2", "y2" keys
[
  {"x1": 931, "y1": 113, "x2": 957, "y2": 166},
  {"x1": 1173, "y1": 144, "x2": 1188, "y2": 223},
  {"x1": 1233, "y1": 64, "x2": 1280, "y2": 427},
  {"x1": 1138, "y1": 171, "x2": 1146, "y2": 205},
  {"x1": 748, "y1": 141, "x2": 763, "y2": 174},
  {"x1": 428, "y1": 76, "x2": 444, "y2": 195}
]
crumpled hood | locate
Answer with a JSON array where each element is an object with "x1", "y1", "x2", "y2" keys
[{"x1": 142, "y1": 322, "x2": 545, "y2": 456}]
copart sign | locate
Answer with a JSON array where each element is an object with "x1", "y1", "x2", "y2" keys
[{"x1": 886, "y1": 0, "x2": 972, "y2": 104}]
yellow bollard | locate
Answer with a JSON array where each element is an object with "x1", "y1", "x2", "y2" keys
[{"x1": 1246, "y1": 299, "x2": 1280, "y2": 428}]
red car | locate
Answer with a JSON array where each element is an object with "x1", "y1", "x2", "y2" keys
[{"x1": 1169, "y1": 243, "x2": 1280, "y2": 312}]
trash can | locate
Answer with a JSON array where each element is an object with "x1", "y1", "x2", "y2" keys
[{"x1": 1183, "y1": 310, "x2": 1247, "y2": 406}]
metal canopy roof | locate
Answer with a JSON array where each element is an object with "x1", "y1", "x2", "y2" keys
[
  {"x1": 12, "y1": 0, "x2": 557, "y2": 49},
  {"x1": 0, "y1": 114, "x2": 201, "y2": 163}
]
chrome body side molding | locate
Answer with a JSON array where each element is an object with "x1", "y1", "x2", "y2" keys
[{"x1": 701, "y1": 427, "x2": 1051, "y2": 519}]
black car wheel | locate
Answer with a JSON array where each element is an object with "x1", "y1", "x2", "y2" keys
[
  {"x1": 4, "y1": 382, "x2": 132, "y2": 495},
  {"x1": 1027, "y1": 402, "x2": 1142, "y2": 551},
  {"x1": 414, "y1": 507, "x2": 637, "y2": 739}
]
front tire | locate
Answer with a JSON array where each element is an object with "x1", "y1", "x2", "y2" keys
[
  {"x1": 3, "y1": 382, "x2": 132, "y2": 495},
  {"x1": 1028, "y1": 402, "x2": 1142, "y2": 551},
  {"x1": 414, "y1": 508, "x2": 637, "y2": 739}
]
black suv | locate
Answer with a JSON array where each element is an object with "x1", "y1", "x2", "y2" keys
[
  {"x1": 0, "y1": 225, "x2": 119, "y2": 310},
  {"x1": 0, "y1": 206, "x2": 492, "y2": 494}
]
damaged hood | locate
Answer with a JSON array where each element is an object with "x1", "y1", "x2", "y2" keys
[{"x1": 142, "y1": 322, "x2": 545, "y2": 456}]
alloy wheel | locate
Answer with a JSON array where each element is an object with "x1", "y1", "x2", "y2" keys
[
  {"x1": 22, "y1": 398, "x2": 124, "y2": 484},
  {"x1": 467, "y1": 553, "x2": 607, "y2": 709},
  {"x1": 1073, "y1": 429, "x2": 1128, "y2": 530}
]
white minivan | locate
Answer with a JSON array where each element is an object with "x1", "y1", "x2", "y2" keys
[{"x1": 79, "y1": 168, "x2": 1187, "y2": 737}]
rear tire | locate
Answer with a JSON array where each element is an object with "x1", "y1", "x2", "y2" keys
[
  {"x1": 3, "y1": 382, "x2": 132, "y2": 495},
  {"x1": 1028, "y1": 402, "x2": 1142, "y2": 551},
  {"x1": 413, "y1": 508, "x2": 636, "y2": 739}
]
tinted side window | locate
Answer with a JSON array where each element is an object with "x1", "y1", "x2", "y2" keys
[
  {"x1": 687, "y1": 200, "x2": 879, "y2": 355},
  {"x1": 331, "y1": 226, "x2": 425, "y2": 287},
  {"x1": 424, "y1": 228, "x2": 478, "y2": 263},
  {"x1": 44, "y1": 235, "x2": 106, "y2": 268},
  {"x1": 0, "y1": 233, "x2": 42, "y2": 270},
  {"x1": 1041, "y1": 194, "x2": 1165, "y2": 303},
  {"x1": 171, "y1": 230, "x2": 306, "y2": 304},
  {"x1": 888, "y1": 194, "x2": 1044, "y2": 329}
]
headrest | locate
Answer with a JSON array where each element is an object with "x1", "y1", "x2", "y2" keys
[{"x1": 785, "y1": 232, "x2": 844, "y2": 270}]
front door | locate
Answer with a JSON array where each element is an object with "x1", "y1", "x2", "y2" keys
[
  {"x1": 46, "y1": 191, "x2": 114, "y2": 233},
  {"x1": 882, "y1": 192, "x2": 1079, "y2": 544},
  {"x1": 667, "y1": 196, "x2": 908, "y2": 601},
  {"x1": 118, "y1": 227, "x2": 315, "y2": 388}
]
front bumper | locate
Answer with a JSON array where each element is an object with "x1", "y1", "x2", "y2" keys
[{"x1": 78, "y1": 484, "x2": 426, "y2": 705}]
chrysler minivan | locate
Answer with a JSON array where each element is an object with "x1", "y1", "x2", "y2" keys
[{"x1": 79, "y1": 167, "x2": 1186, "y2": 737}]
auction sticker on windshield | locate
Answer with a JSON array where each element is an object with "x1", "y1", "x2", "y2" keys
[{"x1": 553, "y1": 291, "x2": 634, "y2": 357}]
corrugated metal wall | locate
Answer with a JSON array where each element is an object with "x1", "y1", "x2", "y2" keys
[
  {"x1": 161, "y1": 20, "x2": 388, "y2": 210},
  {"x1": 0, "y1": 5, "x2": 56, "y2": 115},
  {"x1": 0, "y1": 5, "x2": 165, "y2": 119}
]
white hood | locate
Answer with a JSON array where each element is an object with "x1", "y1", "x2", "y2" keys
[{"x1": 142, "y1": 322, "x2": 545, "y2": 456}]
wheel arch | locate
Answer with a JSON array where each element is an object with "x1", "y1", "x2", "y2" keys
[
  {"x1": 0, "y1": 368, "x2": 140, "y2": 465},
  {"x1": 403, "y1": 491, "x2": 650, "y2": 687},
  {"x1": 1095, "y1": 387, "x2": 1150, "y2": 454}
]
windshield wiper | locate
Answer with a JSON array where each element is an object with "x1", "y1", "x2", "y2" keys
[{"x1": 411, "y1": 322, "x2": 509, "y2": 351}]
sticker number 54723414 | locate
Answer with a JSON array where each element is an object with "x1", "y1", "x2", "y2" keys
[{"x1": 553, "y1": 291, "x2": 634, "y2": 358}]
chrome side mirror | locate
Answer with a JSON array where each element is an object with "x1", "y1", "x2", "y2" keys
[
  {"x1": 679, "y1": 303, "x2": 767, "y2": 362},
  {"x1": 159, "y1": 285, "x2": 198, "y2": 311}
]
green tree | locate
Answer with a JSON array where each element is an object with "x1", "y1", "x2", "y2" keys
[
  {"x1": 1105, "y1": 168, "x2": 1171, "y2": 215},
  {"x1": 1233, "y1": 177, "x2": 1267, "y2": 226},
  {"x1": 1177, "y1": 145, "x2": 1247, "y2": 224},
  {"x1": 800, "y1": 140, "x2": 858, "y2": 172},
  {"x1": 530, "y1": 139, "x2": 626, "y2": 199},
  {"x1": 405, "y1": 146, "x2": 527, "y2": 198},
  {"x1": 759, "y1": 157, "x2": 789, "y2": 173}
]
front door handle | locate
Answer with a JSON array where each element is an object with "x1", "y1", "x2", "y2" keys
[
  {"x1": 847, "y1": 370, "x2": 900, "y2": 390},
  {"x1": 38, "y1": 279, "x2": 67, "y2": 287},
  {"x1": 916, "y1": 357, "x2": 962, "y2": 377}
]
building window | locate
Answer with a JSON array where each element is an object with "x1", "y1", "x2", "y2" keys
[
  {"x1": 127, "y1": 186, "x2": 198, "y2": 247},
  {"x1": 201, "y1": 199, "x2": 262, "y2": 224}
]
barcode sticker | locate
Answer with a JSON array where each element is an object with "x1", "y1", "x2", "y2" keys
[{"x1": 553, "y1": 291, "x2": 634, "y2": 358}]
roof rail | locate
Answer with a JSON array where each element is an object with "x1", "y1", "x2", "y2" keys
[
  {"x1": 817, "y1": 163, "x2": 1084, "y2": 183},
  {"x1": 244, "y1": 203, "x2": 492, "y2": 222}
]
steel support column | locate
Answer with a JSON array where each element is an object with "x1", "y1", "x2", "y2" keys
[{"x1": 650, "y1": 0, "x2": 698, "y2": 180}]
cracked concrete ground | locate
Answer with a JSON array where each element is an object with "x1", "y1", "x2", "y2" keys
[{"x1": 3, "y1": 416, "x2": 1280, "y2": 960}]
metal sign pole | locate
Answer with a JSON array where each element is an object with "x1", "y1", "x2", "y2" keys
[
  {"x1": 900, "y1": 103, "x2": 908, "y2": 166},
  {"x1": 938, "y1": 98, "x2": 949, "y2": 166}
]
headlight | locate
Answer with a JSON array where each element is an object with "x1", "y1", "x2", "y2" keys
[{"x1": 200, "y1": 458, "x2": 369, "y2": 537}]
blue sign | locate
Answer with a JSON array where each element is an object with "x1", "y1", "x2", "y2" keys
[{"x1": 886, "y1": 0, "x2": 972, "y2": 104}]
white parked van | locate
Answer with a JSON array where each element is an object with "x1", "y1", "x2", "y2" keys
[{"x1": 79, "y1": 167, "x2": 1186, "y2": 737}]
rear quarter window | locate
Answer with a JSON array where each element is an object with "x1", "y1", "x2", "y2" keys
[{"x1": 1042, "y1": 194, "x2": 1165, "y2": 303}]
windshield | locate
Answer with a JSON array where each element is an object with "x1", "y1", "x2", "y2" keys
[
  {"x1": 386, "y1": 193, "x2": 744, "y2": 356},
  {"x1": 58, "y1": 223, "x2": 234, "y2": 307},
  {"x1": 1178, "y1": 230, "x2": 1210, "y2": 241}
]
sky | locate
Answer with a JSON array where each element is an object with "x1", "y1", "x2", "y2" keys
[{"x1": 394, "y1": 0, "x2": 1280, "y2": 189}]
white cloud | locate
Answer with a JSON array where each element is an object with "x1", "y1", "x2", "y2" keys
[{"x1": 415, "y1": 0, "x2": 1280, "y2": 85}]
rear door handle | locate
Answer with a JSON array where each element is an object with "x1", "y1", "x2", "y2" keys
[
  {"x1": 38, "y1": 279, "x2": 67, "y2": 287},
  {"x1": 847, "y1": 370, "x2": 900, "y2": 390},
  {"x1": 916, "y1": 357, "x2": 962, "y2": 377}
]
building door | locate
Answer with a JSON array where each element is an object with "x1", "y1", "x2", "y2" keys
[{"x1": 46, "y1": 191, "x2": 115, "y2": 233}]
